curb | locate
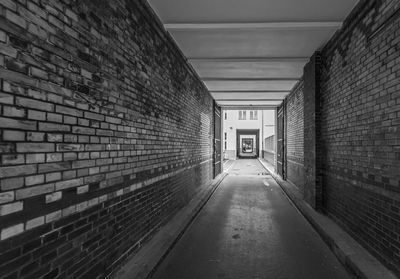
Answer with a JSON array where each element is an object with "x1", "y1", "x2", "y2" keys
[
  {"x1": 113, "y1": 171, "x2": 228, "y2": 279},
  {"x1": 258, "y1": 158, "x2": 398, "y2": 279}
]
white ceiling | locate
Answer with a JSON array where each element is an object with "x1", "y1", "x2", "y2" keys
[{"x1": 148, "y1": 0, "x2": 358, "y2": 108}]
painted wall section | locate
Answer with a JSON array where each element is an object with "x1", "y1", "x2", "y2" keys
[{"x1": 222, "y1": 109, "x2": 275, "y2": 159}]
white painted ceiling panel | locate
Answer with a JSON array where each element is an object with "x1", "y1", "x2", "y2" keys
[
  {"x1": 211, "y1": 92, "x2": 289, "y2": 100},
  {"x1": 148, "y1": 0, "x2": 358, "y2": 23},
  {"x1": 205, "y1": 80, "x2": 297, "y2": 92},
  {"x1": 217, "y1": 100, "x2": 283, "y2": 106},
  {"x1": 169, "y1": 28, "x2": 338, "y2": 58},
  {"x1": 147, "y1": 0, "x2": 358, "y2": 108},
  {"x1": 191, "y1": 59, "x2": 306, "y2": 79}
]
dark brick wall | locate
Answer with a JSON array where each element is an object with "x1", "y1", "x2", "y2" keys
[
  {"x1": 320, "y1": 0, "x2": 400, "y2": 273},
  {"x1": 303, "y1": 53, "x2": 323, "y2": 209},
  {"x1": 0, "y1": 0, "x2": 214, "y2": 278},
  {"x1": 281, "y1": 0, "x2": 400, "y2": 274},
  {"x1": 285, "y1": 80, "x2": 305, "y2": 191}
]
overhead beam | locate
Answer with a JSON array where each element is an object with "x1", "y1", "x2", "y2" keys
[
  {"x1": 203, "y1": 78, "x2": 299, "y2": 81},
  {"x1": 214, "y1": 99, "x2": 283, "y2": 101},
  {"x1": 211, "y1": 90, "x2": 290, "y2": 93},
  {"x1": 216, "y1": 100, "x2": 283, "y2": 104},
  {"x1": 213, "y1": 93, "x2": 287, "y2": 97},
  {"x1": 165, "y1": 22, "x2": 342, "y2": 30},
  {"x1": 219, "y1": 105, "x2": 278, "y2": 110},
  {"x1": 219, "y1": 103, "x2": 278, "y2": 105},
  {"x1": 211, "y1": 93, "x2": 288, "y2": 100},
  {"x1": 188, "y1": 57, "x2": 309, "y2": 62},
  {"x1": 205, "y1": 80, "x2": 297, "y2": 91}
]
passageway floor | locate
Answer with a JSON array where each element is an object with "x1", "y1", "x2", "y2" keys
[{"x1": 151, "y1": 159, "x2": 350, "y2": 279}]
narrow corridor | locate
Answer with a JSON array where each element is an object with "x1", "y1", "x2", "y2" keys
[
  {"x1": 151, "y1": 160, "x2": 350, "y2": 279},
  {"x1": 0, "y1": 1, "x2": 399, "y2": 278}
]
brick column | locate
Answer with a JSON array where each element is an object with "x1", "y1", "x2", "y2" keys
[{"x1": 303, "y1": 52, "x2": 323, "y2": 210}]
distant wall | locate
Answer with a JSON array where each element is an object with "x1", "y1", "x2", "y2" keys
[{"x1": 223, "y1": 110, "x2": 264, "y2": 158}]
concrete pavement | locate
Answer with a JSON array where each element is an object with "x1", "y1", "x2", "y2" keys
[
  {"x1": 151, "y1": 159, "x2": 351, "y2": 279},
  {"x1": 258, "y1": 158, "x2": 398, "y2": 279}
]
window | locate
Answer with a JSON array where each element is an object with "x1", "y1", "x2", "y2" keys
[
  {"x1": 239, "y1": 110, "x2": 246, "y2": 120},
  {"x1": 224, "y1": 141, "x2": 227, "y2": 150},
  {"x1": 224, "y1": 112, "x2": 227, "y2": 120},
  {"x1": 250, "y1": 110, "x2": 258, "y2": 120},
  {"x1": 224, "y1": 132, "x2": 227, "y2": 140}
]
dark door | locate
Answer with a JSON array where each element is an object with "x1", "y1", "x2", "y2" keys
[
  {"x1": 277, "y1": 106, "x2": 285, "y2": 178},
  {"x1": 213, "y1": 103, "x2": 222, "y2": 178}
]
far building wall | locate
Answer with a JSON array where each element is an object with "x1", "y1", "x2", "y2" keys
[{"x1": 223, "y1": 109, "x2": 275, "y2": 160}]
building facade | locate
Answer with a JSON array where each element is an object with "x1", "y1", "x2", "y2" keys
[{"x1": 223, "y1": 109, "x2": 275, "y2": 160}]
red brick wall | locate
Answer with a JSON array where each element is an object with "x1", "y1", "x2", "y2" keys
[
  {"x1": 0, "y1": 0, "x2": 214, "y2": 278},
  {"x1": 285, "y1": 80, "x2": 305, "y2": 191},
  {"x1": 320, "y1": 0, "x2": 400, "y2": 273}
]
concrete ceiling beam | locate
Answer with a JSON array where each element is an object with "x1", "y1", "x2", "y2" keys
[
  {"x1": 202, "y1": 78, "x2": 299, "y2": 81},
  {"x1": 188, "y1": 57, "x2": 309, "y2": 62},
  {"x1": 164, "y1": 22, "x2": 342, "y2": 31}
]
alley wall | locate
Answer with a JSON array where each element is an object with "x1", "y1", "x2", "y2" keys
[
  {"x1": 0, "y1": 0, "x2": 215, "y2": 278},
  {"x1": 280, "y1": 0, "x2": 400, "y2": 274}
]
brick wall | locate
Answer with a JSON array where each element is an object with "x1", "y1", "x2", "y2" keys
[
  {"x1": 320, "y1": 0, "x2": 400, "y2": 273},
  {"x1": 285, "y1": 80, "x2": 305, "y2": 191},
  {"x1": 281, "y1": 0, "x2": 400, "y2": 274},
  {"x1": 0, "y1": 0, "x2": 215, "y2": 278},
  {"x1": 303, "y1": 53, "x2": 323, "y2": 209}
]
